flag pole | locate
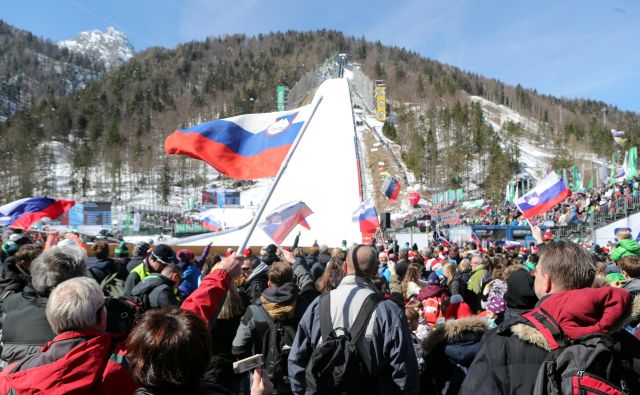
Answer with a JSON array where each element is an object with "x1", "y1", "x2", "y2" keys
[{"x1": 237, "y1": 96, "x2": 324, "y2": 253}]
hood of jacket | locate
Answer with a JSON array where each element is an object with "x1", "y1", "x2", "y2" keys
[
  {"x1": 421, "y1": 317, "x2": 487, "y2": 366},
  {"x1": 617, "y1": 239, "x2": 640, "y2": 254},
  {"x1": 418, "y1": 284, "x2": 448, "y2": 301},
  {"x1": 260, "y1": 282, "x2": 299, "y2": 321},
  {"x1": 623, "y1": 278, "x2": 640, "y2": 294},
  {"x1": 504, "y1": 270, "x2": 538, "y2": 310},
  {"x1": 510, "y1": 287, "x2": 640, "y2": 351},
  {"x1": 131, "y1": 274, "x2": 173, "y2": 297}
]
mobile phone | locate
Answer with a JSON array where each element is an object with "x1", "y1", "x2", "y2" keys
[{"x1": 233, "y1": 354, "x2": 263, "y2": 373}]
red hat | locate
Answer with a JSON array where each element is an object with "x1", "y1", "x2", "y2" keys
[
  {"x1": 408, "y1": 251, "x2": 417, "y2": 259},
  {"x1": 225, "y1": 247, "x2": 233, "y2": 257},
  {"x1": 243, "y1": 248, "x2": 253, "y2": 256},
  {"x1": 543, "y1": 230, "x2": 553, "y2": 241}
]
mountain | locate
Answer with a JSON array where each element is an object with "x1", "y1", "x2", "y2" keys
[
  {"x1": 1, "y1": 29, "x2": 638, "y2": 207},
  {"x1": 0, "y1": 20, "x2": 104, "y2": 121},
  {"x1": 57, "y1": 27, "x2": 134, "y2": 70}
]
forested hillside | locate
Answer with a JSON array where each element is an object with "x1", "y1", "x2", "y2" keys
[{"x1": 1, "y1": 28, "x2": 638, "y2": 203}]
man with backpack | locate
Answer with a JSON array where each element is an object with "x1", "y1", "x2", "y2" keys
[
  {"x1": 130, "y1": 263, "x2": 182, "y2": 309},
  {"x1": 288, "y1": 244, "x2": 419, "y2": 395},
  {"x1": 232, "y1": 261, "x2": 306, "y2": 394},
  {"x1": 461, "y1": 239, "x2": 640, "y2": 394},
  {"x1": 124, "y1": 244, "x2": 174, "y2": 296}
]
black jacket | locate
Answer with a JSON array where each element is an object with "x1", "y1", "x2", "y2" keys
[
  {"x1": 131, "y1": 274, "x2": 180, "y2": 309},
  {"x1": 0, "y1": 261, "x2": 30, "y2": 302},
  {"x1": 421, "y1": 317, "x2": 487, "y2": 395},
  {"x1": 87, "y1": 258, "x2": 117, "y2": 284},
  {"x1": 133, "y1": 380, "x2": 229, "y2": 395},
  {"x1": 239, "y1": 264, "x2": 268, "y2": 308},
  {"x1": 1, "y1": 284, "x2": 55, "y2": 365}
]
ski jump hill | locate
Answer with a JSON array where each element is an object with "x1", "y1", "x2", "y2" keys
[{"x1": 175, "y1": 79, "x2": 364, "y2": 248}]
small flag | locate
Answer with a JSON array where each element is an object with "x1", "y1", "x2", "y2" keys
[
  {"x1": 201, "y1": 216, "x2": 221, "y2": 232},
  {"x1": 0, "y1": 197, "x2": 75, "y2": 229},
  {"x1": 380, "y1": 176, "x2": 400, "y2": 201},
  {"x1": 437, "y1": 235, "x2": 451, "y2": 248},
  {"x1": 504, "y1": 240, "x2": 521, "y2": 249},
  {"x1": 165, "y1": 105, "x2": 313, "y2": 180},
  {"x1": 514, "y1": 171, "x2": 570, "y2": 219},
  {"x1": 259, "y1": 201, "x2": 313, "y2": 245},
  {"x1": 612, "y1": 129, "x2": 626, "y2": 145},
  {"x1": 471, "y1": 232, "x2": 481, "y2": 245},
  {"x1": 352, "y1": 199, "x2": 380, "y2": 233}
]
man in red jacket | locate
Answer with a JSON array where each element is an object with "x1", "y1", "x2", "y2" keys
[{"x1": 0, "y1": 251, "x2": 241, "y2": 394}]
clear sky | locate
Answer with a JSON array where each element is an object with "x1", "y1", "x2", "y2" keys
[{"x1": 2, "y1": 0, "x2": 639, "y2": 113}]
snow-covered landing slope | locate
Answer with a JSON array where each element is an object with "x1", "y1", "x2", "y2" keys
[{"x1": 178, "y1": 79, "x2": 363, "y2": 247}]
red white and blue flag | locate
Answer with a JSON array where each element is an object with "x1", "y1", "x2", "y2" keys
[
  {"x1": 611, "y1": 129, "x2": 626, "y2": 145},
  {"x1": 514, "y1": 171, "x2": 570, "y2": 219},
  {"x1": 201, "y1": 216, "x2": 221, "y2": 232},
  {"x1": 0, "y1": 197, "x2": 75, "y2": 229},
  {"x1": 438, "y1": 235, "x2": 451, "y2": 248},
  {"x1": 165, "y1": 105, "x2": 313, "y2": 180},
  {"x1": 352, "y1": 199, "x2": 380, "y2": 233},
  {"x1": 259, "y1": 201, "x2": 313, "y2": 245},
  {"x1": 471, "y1": 232, "x2": 481, "y2": 245},
  {"x1": 381, "y1": 176, "x2": 400, "y2": 201}
]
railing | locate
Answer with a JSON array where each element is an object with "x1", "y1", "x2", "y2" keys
[{"x1": 551, "y1": 193, "x2": 640, "y2": 241}]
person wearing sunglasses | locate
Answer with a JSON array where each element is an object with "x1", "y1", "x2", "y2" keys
[{"x1": 124, "y1": 244, "x2": 175, "y2": 297}]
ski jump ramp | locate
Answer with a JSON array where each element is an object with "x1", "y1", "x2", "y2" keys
[{"x1": 178, "y1": 79, "x2": 364, "y2": 248}]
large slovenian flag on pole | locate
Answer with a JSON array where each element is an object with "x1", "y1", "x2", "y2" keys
[
  {"x1": 514, "y1": 172, "x2": 570, "y2": 219},
  {"x1": 381, "y1": 176, "x2": 401, "y2": 201},
  {"x1": 259, "y1": 201, "x2": 313, "y2": 245},
  {"x1": 165, "y1": 105, "x2": 313, "y2": 180},
  {"x1": 0, "y1": 197, "x2": 75, "y2": 229},
  {"x1": 352, "y1": 199, "x2": 380, "y2": 233},
  {"x1": 201, "y1": 216, "x2": 221, "y2": 232}
]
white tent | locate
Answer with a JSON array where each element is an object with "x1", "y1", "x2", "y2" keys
[{"x1": 177, "y1": 79, "x2": 363, "y2": 247}]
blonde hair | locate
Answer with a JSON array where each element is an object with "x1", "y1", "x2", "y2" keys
[
  {"x1": 443, "y1": 263, "x2": 457, "y2": 286},
  {"x1": 616, "y1": 229, "x2": 632, "y2": 240}
]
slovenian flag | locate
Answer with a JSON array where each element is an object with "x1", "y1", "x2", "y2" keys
[
  {"x1": 259, "y1": 201, "x2": 313, "y2": 245},
  {"x1": 514, "y1": 171, "x2": 570, "y2": 219},
  {"x1": 165, "y1": 105, "x2": 313, "y2": 180},
  {"x1": 201, "y1": 216, "x2": 221, "y2": 232},
  {"x1": 612, "y1": 129, "x2": 626, "y2": 145},
  {"x1": 0, "y1": 197, "x2": 75, "y2": 229},
  {"x1": 381, "y1": 176, "x2": 400, "y2": 201},
  {"x1": 504, "y1": 240, "x2": 521, "y2": 249},
  {"x1": 352, "y1": 199, "x2": 380, "y2": 233}
]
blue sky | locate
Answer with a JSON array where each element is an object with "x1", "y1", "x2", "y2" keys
[{"x1": 3, "y1": 0, "x2": 639, "y2": 112}]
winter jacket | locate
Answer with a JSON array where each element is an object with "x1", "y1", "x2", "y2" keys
[
  {"x1": 115, "y1": 257, "x2": 131, "y2": 280},
  {"x1": 202, "y1": 316, "x2": 244, "y2": 394},
  {"x1": 124, "y1": 259, "x2": 153, "y2": 296},
  {"x1": 309, "y1": 260, "x2": 326, "y2": 281},
  {"x1": 460, "y1": 287, "x2": 640, "y2": 395},
  {"x1": 421, "y1": 317, "x2": 487, "y2": 395},
  {"x1": 317, "y1": 251, "x2": 331, "y2": 266},
  {"x1": 0, "y1": 268, "x2": 233, "y2": 394},
  {"x1": 179, "y1": 262, "x2": 201, "y2": 299},
  {"x1": 467, "y1": 265, "x2": 487, "y2": 294},
  {"x1": 378, "y1": 264, "x2": 391, "y2": 285},
  {"x1": 417, "y1": 284, "x2": 448, "y2": 301},
  {"x1": 87, "y1": 257, "x2": 117, "y2": 284},
  {"x1": 131, "y1": 273, "x2": 180, "y2": 309},
  {"x1": 133, "y1": 381, "x2": 229, "y2": 395},
  {"x1": 232, "y1": 282, "x2": 304, "y2": 359},
  {"x1": 610, "y1": 238, "x2": 640, "y2": 262},
  {"x1": 287, "y1": 275, "x2": 420, "y2": 395},
  {"x1": 126, "y1": 255, "x2": 145, "y2": 273},
  {"x1": 292, "y1": 260, "x2": 319, "y2": 308},
  {"x1": 239, "y1": 263, "x2": 268, "y2": 307},
  {"x1": 0, "y1": 261, "x2": 30, "y2": 303},
  {"x1": 1, "y1": 285, "x2": 55, "y2": 365}
]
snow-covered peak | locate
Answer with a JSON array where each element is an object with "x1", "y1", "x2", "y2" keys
[{"x1": 57, "y1": 27, "x2": 134, "y2": 70}]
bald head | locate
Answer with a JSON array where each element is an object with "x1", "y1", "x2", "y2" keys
[{"x1": 346, "y1": 245, "x2": 378, "y2": 278}]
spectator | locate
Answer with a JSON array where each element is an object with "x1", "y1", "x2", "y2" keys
[
  {"x1": 176, "y1": 249, "x2": 201, "y2": 299},
  {"x1": 620, "y1": 255, "x2": 640, "y2": 297},
  {"x1": 124, "y1": 244, "x2": 174, "y2": 296},
  {"x1": 0, "y1": 244, "x2": 42, "y2": 301},
  {"x1": 114, "y1": 241, "x2": 131, "y2": 280},
  {"x1": 377, "y1": 252, "x2": 391, "y2": 284},
  {"x1": 316, "y1": 257, "x2": 345, "y2": 293},
  {"x1": 1, "y1": 246, "x2": 88, "y2": 365},
  {"x1": 0, "y1": 252, "x2": 242, "y2": 394},
  {"x1": 88, "y1": 240, "x2": 117, "y2": 284},
  {"x1": 461, "y1": 241, "x2": 640, "y2": 394},
  {"x1": 131, "y1": 263, "x2": 182, "y2": 309},
  {"x1": 288, "y1": 244, "x2": 419, "y2": 394},
  {"x1": 127, "y1": 241, "x2": 151, "y2": 273},
  {"x1": 610, "y1": 229, "x2": 640, "y2": 262},
  {"x1": 466, "y1": 254, "x2": 488, "y2": 313}
]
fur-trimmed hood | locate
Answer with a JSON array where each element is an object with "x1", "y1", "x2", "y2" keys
[
  {"x1": 510, "y1": 288, "x2": 640, "y2": 352},
  {"x1": 421, "y1": 316, "x2": 488, "y2": 355}
]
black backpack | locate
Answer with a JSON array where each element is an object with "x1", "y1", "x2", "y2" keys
[
  {"x1": 525, "y1": 308, "x2": 632, "y2": 395},
  {"x1": 105, "y1": 296, "x2": 146, "y2": 334},
  {"x1": 304, "y1": 292, "x2": 383, "y2": 395},
  {"x1": 250, "y1": 304, "x2": 297, "y2": 394}
]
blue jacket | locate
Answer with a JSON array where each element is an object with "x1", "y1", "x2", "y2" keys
[
  {"x1": 179, "y1": 263, "x2": 201, "y2": 299},
  {"x1": 287, "y1": 275, "x2": 419, "y2": 395}
]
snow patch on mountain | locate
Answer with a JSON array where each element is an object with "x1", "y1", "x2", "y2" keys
[{"x1": 58, "y1": 27, "x2": 134, "y2": 70}]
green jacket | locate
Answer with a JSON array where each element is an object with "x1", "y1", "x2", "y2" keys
[
  {"x1": 467, "y1": 265, "x2": 487, "y2": 294},
  {"x1": 610, "y1": 239, "x2": 640, "y2": 262}
]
